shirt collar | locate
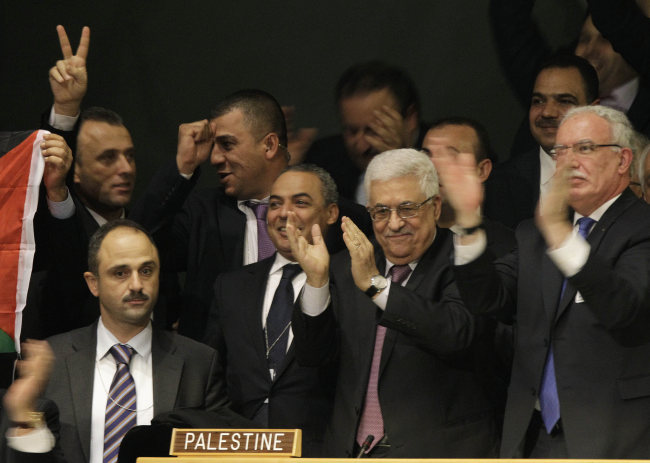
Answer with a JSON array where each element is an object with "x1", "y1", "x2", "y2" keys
[
  {"x1": 87, "y1": 207, "x2": 126, "y2": 226},
  {"x1": 572, "y1": 193, "x2": 621, "y2": 225},
  {"x1": 96, "y1": 317, "x2": 153, "y2": 361},
  {"x1": 269, "y1": 252, "x2": 300, "y2": 275},
  {"x1": 539, "y1": 146, "x2": 557, "y2": 188}
]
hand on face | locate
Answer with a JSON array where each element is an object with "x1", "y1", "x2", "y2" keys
[
  {"x1": 49, "y1": 25, "x2": 90, "y2": 116},
  {"x1": 41, "y1": 133, "x2": 73, "y2": 201},
  {"x1": 342, "y1": 216, "x2": 380, "y2": 292},
  {"x1": 364, "y1": 105, "x2": 410, "y2": 153}
]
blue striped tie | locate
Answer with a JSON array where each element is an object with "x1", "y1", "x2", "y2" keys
[
  {"x1": 539, "y1": 216, "x2": 596, "y2": 433},
  {"x1": 104, "y1": 344, "x2": 137, "y2": 463}
]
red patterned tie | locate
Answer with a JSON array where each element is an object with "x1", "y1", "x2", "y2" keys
[
  {"x1": 356, "y1": 264, "x2": 412, "y2": 453},
  {"x1": 103, "y1": 344, "x2": 136, "y2": 463}
]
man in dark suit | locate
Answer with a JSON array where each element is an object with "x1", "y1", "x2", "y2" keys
[
  {"x1": 27, "y1": 26, "x2": 180, "y2": 338},
  {"x1": 303, "y1": 61, "x2": 426, "y2": 204},
  {"x1": 1, "y1": 341, "x2": 63, "y2": 463},
  {"x1": 423, "y1": 116, "x2": 516, "y2": 254},
  {"x1": 291, "y1": 149, "x2": 499, "y2": 458},
  {"x1": 206, "y1": 164, "x2": 339, "y2": 456},
  {"x1": 488, "y1": 54, "x2": 599, "y2": 229},
  {"x1": 45, "y1": 220, "x2": 229, "y2": 463},
  {"x1": 437, "y1": 105, "x2": 650, "y2": 458},
  {"x1": 131, "y1": 89, "x2": 371, "y2": 341},
  {"x1": 490, "y1": 0, "x2": 650, "y2": 154},
  {"x1": 423, "y1": 118, "x2": 516, "y2": 421}
]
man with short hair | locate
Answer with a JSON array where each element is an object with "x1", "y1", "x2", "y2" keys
[
  {"x1": 423, "y1": 117, "x2": 515, "y2": 255},
  {"x1": 291, "y1": 149, "x2": 498, "y2": 458},
  {"x1": 437, "y1": 105, "x2": 650, "y2": 458},
  {"x1": 45, "y1": 220, "x2": 229, "y2": 463},
  {"x1": 488, "y1": 54, "x2": 599, "y2": 228},
  {"x1": 132, "y1": 89, "x2": 371, "y2": 341},
  {"x1": 30, "y1": 26, "x2": 182, "y2": 338},
  {"x1": 491, "y1": 0, "x2": 650, "y2": 153},
  {"x1": 304, "y1": 61, "x2": 425, "y2": 203},
  {"x1": 206, "y1": 164, "x2": 339, "y2": 456}
]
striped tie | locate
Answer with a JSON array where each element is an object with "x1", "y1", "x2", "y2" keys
[{"x1": 104, "y1": 344, "x2": 137, "y2": 463}]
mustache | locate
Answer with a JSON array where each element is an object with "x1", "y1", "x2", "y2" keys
[
  {"x1": 123, "y1": 291, "x2": 149, "y2": 303},
  {"x1": 535, "y1": 119, "x2": 559, "y2": 129},
  {"x1": 569, "y1": 169, "x2": 587, "y2": 179}
]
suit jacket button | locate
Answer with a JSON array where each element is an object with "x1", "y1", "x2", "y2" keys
[
  {"x1": 543, "y1": 338, "x2": 549, "y2": 347},
  {"x1": 531, "y1": 388, "x2": 536, "y2": 396}
]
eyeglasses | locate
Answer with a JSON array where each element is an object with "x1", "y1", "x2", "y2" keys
[
  {"x1": 549, "y1": 141, "x2": 621, "y2": 158},
  {"x1": 367, "y1": 196, "x2": 435, "y2": 222}
]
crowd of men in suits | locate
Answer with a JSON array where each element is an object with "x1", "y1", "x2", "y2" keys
[{"x1": 4, "y1": 0, "x2": 650, "y2": 461}]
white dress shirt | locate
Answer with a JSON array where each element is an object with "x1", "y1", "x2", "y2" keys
[
  {"x1": 454, "y1": 195, "x2": 620, "y2": 278},
  {"x1": 90, "y1": 319, "x2": 154, "y2": 463},
  {"x1": 237, "y1": 198, "x2": 270, "y2": 265}
]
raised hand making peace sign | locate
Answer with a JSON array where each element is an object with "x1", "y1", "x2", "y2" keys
[{"x1": 49, "y1": 25, "x2": 90, "y2": 116}]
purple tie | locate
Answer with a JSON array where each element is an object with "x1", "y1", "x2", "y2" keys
[
  {"x1": 539, "y1": 216, "x2": 596, "y2": 433},
  {"x1": 246, "y1": 201, "x2": 275, "y2": 261},
  {"x1": 356, "y1": 264, "x2": 412, "y2": 453},
  {"x1": 104, "y1": 344, "x2": 136, "y2": 463}
]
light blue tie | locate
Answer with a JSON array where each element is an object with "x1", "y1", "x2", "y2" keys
[{"x1": 539, "y1": 216, "x2": 596, "y2": 433}]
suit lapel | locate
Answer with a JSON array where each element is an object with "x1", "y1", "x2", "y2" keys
[
  {"x1": 542, "y1": 253, "x2": 564, "y2": 325},
  {"x1": 218, "y1": 196, "x2": 247, "y2": 270},
  {"x1": 554, "y1": 191, "x2": 636, "y2": 321},
  {"x1": 247, "y1": 259, "x2": 275, "y2": 376},
  {"x1": 151, "y1": 330, "x2": 183, "y2": 415},
  {"x1": 68, "y1": 325, "x2": 97, "y2": 462},
  {"x1": 377, "y1": 240, "x2": 437, "y2": 376}
]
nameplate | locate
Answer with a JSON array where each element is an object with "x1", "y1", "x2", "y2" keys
[{"x1": 170, "y1": 429, "x2": 301, "y2": 457}]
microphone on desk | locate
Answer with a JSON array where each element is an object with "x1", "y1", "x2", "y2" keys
[{"x1": 356, "y1": 434, "x2": 374, "y2": 458}]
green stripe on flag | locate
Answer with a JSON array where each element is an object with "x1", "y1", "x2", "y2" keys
[{"x1": 0, "y1": 328, "x2": 16, "y2": 353}]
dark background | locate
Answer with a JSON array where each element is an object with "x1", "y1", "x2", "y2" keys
[{"x1": 1, "y1": 0, "x2": 584, "y2": 197}]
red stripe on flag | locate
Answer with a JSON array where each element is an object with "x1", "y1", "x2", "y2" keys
[{"x1": 0, "y1": 131, "x2": 44, "y2": 345}]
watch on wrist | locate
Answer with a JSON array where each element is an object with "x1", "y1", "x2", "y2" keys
[
  {"x1": 364, "y1": 275, "x2": 388, "y2": 298},
  {"x1": 12, "y1": 411, "x2": 45, "y2": 429}
]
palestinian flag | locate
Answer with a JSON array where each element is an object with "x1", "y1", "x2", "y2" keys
[{"x1": 0, "y1": 130, "x2": 45, "y2": 353}]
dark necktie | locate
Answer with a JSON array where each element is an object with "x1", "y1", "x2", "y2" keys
[
  {"x1": 266, "y1": 264, "x2": 302, "y2": 376},
  {"x1": 356, "y1": 264, "x2": 412, "y2": 453},
  {"x1": 246, "y1": 201, "x2": 276, "y2": 261},
  {"x1": 539, "y1": 216, "x2": 596, "y2": 433},
  {"x1": 104, "y1": 344, "x2": 137, "y2": 463}
]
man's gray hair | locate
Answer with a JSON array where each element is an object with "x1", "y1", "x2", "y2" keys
[
  {"x1": 281, "y1": 163, "x2": 339, "y2": 205},
  {"x1": 364, "y1": 148, "x2": 439, "y2": 201},
  {"x1": 562, "y1": 105, "x2": 635, "y2": 150},
  {"x1": 638, "y1": 144, "x2": 650, "y2": 195}
]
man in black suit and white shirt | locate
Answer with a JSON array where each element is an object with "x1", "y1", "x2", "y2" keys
[
  {"x1": 291, "y1": 149, "x2": 499, "y2": 458},
  {"x1": 131, "y1": 89, "x2": 371, "y2": 341},
  {"x1": 206, "y1": 164, "x2": 339, "y2": 456},
  {"x1": 488, "y1": 54, "x2": 599, "y2": 229},
  {"x1": 437, "y1": 105, "x2": 650, "y2": 458}
]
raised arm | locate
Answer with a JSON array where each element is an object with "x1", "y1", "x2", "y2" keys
[{"x1": 49, "y1": 25, "x2": 89, "y2": 117}]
